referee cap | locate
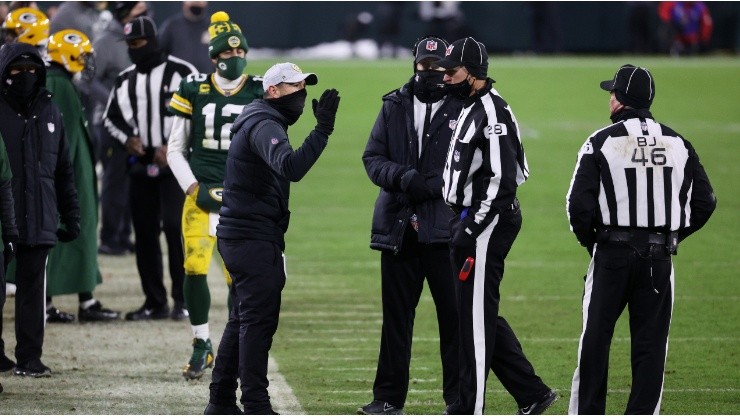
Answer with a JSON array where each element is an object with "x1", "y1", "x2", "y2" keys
[
  {"x1": 262, "y1": 62, "x2": 318, "y2": 91},
  {"x1": 413, "y1": 35, "x2": 448, "y2": 64},
  {"x1": 600, "y1": 64, "x2": 655, "y2": 109},
  {"x1": 123, "y1": 16, "x2": 157, "y2": 41},
  {"x1": 434, "y1": 36, "x2": 488, "y2": 79}
]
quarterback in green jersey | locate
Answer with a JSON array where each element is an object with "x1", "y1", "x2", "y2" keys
[{"x1": 166, "y1": 11, "x2": 263, "y2": 381}]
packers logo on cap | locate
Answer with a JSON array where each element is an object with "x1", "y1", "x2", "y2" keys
[
  {"x1": 228, "y1": 35, "x2": 241, "y2": 48},
  {"x1": 292, "y1": 63, "x2": 302, "y2": 73}
]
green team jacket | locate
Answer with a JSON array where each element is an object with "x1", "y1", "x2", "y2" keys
[{"x1": 43, "y1": 67, "x2": 102, "y2": 295}]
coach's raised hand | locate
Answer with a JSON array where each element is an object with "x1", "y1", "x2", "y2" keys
[{"x1": 312, "y1": 88, "x2": 340, "y2": 136}]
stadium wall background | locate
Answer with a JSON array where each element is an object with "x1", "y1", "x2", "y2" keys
[{"x1": 33, "y1": 2, "x2": 740, "y2": 53}]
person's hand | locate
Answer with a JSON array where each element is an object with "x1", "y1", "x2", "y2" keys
[
  {"x1": 312, "y1": 89, "x2": 340, "y2": 136},
  {"x1": 57, "y1": 221, "x2": 80, "y2": 243},
  {"x1": 125, "y1": 136, "x2": 145, "y2": 157},
  {"x1": 186, "y1": 182, "x2": 199, "y2": 196},
  {"x1": 3, "y1": 234, "x2": 18, "y2": 270},
  {"x1": 450, "y1": 217, "x2": 477, "y2": 248},
  {"x1": 154, "y1": 145, "x2": 168, "y2": 168},
  {"x1": 401, "y1": 169, "x2": 434, "y2": 202}
]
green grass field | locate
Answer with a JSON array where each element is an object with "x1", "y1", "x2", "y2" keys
[{"x1": 1, "y1": 56, "x2": 738, "y2": 414}]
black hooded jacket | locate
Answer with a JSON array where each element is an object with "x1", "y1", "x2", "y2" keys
[
  {"x1": 362, "y1": 80, "x2": 463, "y2": 253},
  {"x1": 0, "y1": 43, "x2": 79, "y2": 246},
  {"x1": 217, "y1": 99, "x2": 329, "y2": 250}
]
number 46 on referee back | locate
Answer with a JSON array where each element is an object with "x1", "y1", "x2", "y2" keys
[{"x1": 631, "y1": 136, "x2": 666, "y2": 166}]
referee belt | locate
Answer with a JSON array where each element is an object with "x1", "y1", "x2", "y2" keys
[{"x1": 597, "y1": 228, "x2": 667, "y2": 245}]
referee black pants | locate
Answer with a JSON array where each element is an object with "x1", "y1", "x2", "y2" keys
[
  {"x1": 448, "y1": 207, "x2": 550, "y2": 415},
  {"x1": 373, "y1": 226, "x2": 459, "y2": 407},
  {"x1": 569, "y1": 242, "x2": 673, "y2": 415},
  {"x1": 212, "y1": 238, "x2": 285, "y2": 415},
  {"x1": 129, "y1": 172, "x2": 185, "y2": 309}
]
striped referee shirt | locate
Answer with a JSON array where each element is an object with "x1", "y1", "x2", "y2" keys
[
  {"x1": 442, "y1": 80, "x2": 529, "y2": 235},
  {"x1": 566, "y1": 109, "x2": 716, "y2": 249},
  {"x1": 103, "y1": 55, "x2": 197, "y2": 149}
]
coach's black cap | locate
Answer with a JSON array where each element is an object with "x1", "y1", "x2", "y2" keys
[
  {"x1": 434, "y1": 36, "x2": 488, "y2": 79},
  {"x1": 600, "y1": 64, "x2": 655, "y2": 109},
  {"x1": 413, "y1": 36, "x2": 448, "y2": 64},
  {"x1": 123, "y1": 16, "x2": 157, "y2": 41}
]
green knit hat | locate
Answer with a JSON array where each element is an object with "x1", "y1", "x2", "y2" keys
[{"x1": 208, "y1": 11, "x2": 248, "y2": 58}]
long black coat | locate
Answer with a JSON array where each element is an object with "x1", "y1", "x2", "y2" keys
[
  {"x1": 363, "y1": 81, "x2": 463, "y2": 253},
  {"x1": 0, "y1": 43, "x2": 79, "y2": 246}
]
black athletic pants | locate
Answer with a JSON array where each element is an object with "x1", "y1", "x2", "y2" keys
[
  {"x1": 0, "y1": 251, "x2": 5, "y2": 357},
  {"x1": 13, "y1": 246, "x2": 50, "y2": 366},
  {"x1": 129, "y1": 172, "x2": 185, "y2": 310},
  {"x1": 212, "y1": 238, "x2": 285, "y2": 414},
  {"x1": 97, "y1": 125, "x2": 132, "y2": 251},
  {"x1": 373, "y1": 226, "x2": 458, "y2": 407},
  {"x1": 448, "y1": 207, "x2": 550, "y2": 415},
  {"x1": 569, "y1": 241, "x2": 673, "y2": 415}
]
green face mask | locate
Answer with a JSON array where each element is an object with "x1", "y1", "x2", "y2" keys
[{"x1": 216, "y1": 56, "x2": 247, "y2": 80}]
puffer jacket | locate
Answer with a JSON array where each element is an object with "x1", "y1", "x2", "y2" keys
[
  {"x1": 0, "y1": 43, "x2": 79, "y2": 246},
  {"x1": 362, "y1": 80, "x2": 462, "y2": 253}
]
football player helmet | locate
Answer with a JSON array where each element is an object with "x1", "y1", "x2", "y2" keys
[
  {"x1": 2, "y1": 7, "x2": 50, "y2": 47},
  {"x1": 48, "y1": 29, "x2": 95, "y2": 78}
]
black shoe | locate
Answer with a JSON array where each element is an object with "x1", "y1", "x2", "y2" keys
[
  {"x1": 79, "y1": 300, "x2": 120, "y2": 322},
  {"x1": 204, "y1": 402, "x2": 244, "y2": 415},
  {"x1": 0, "y1": 353, "x2": 15, "y2": 372},
  {"x1": 13, "y1": 359, "x2": 51, "y2": 377},
  {"x1": 0, "y1": 380, "x2": 3, "y2": 393},
  {"x1": 46, "y1": 306, "x2": 75, "y2": 323},
  {"x1": 357, "y1": 400, "x2": 404, "y2": 415},
  {"x1": 171, "y1": 305, "x2": 189, "y2": 321},
  {"x1": 97, "y1": 243, "x2": 127, "y2": 256},
  {"x1": 517, "y1": 390, "x2": 558, "y2": 415},
  {"x1": 125, "y1": 305, "x2": 170, "y2": 321}
]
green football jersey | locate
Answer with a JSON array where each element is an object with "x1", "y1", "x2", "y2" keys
[{"x1": 169, "y1": 73, "x2": 263, "y2": 184}]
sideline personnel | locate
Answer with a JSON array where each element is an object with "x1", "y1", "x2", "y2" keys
[
  {"x1": 436, "y1": 37, "x2": 557, "y2": 415},
  {"x1": 566, "y1": 64, "x2": 716, "y2": 414},
  {"x1": 206, "y1": 63, "x2": 340, "y2": 415},
  {"x1": 359, "y1": 35, "x2": 461, "y2": 415}
]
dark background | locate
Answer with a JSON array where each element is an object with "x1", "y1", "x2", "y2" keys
[{"x1": 142, "y1": 1, "x2": 740, "y2": 54}]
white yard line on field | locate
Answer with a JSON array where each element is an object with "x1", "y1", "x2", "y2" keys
[{"x1": 268, "y1": 356, "x2": 304, "y2": 415}]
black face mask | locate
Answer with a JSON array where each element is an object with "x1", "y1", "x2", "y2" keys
[
  {"x1": 447, "y1": 77, "x2": 472, "y2": 100},
  {"x1": 413, "y1": 70, "x2": 446, "y2": 103},
  {"x1": 189, "y1": 5, "x2": 204, "y2": 17},
  {"x1": 3, "y1": 71, "x2": 38, "y2": 103},
  {"x1": 128, "y1": 41, "x2": 163, "y2": 73},
  {"x1": 267, "y1": 88, "x2": 307, "y2": 126}
]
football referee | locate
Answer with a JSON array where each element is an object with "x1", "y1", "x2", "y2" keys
[
  {"x1": 103, "y1": 16, "x2": 197, "y2": 321},
  {"x1": 566, "y1": 64, "x2": 717, "y2": 414},
  {"x1": 436, "y1": 37, "x2": 557, "y2": 415}
]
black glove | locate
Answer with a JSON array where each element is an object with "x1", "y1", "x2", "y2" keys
[
  {"x1": 3, "y1": 234, "x2": 17, "y2": 270},
  {"x1": 450, "y1": 217, "x2": 478, "y2": 248},
  {"x1": 312, "y1": 88, "x2": 340, "y2": 136},
  {"x1": 400, "y1": 169, "x2": 434, "y2": 203},
  {"x1": 57, "y1": 221, "x2": 80, "y2": 243}
]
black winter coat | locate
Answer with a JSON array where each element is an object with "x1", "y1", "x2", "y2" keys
[
  {"x1": 0, "y1": 43, "x2": 79, "y2": 246},
  {"x1": 218, "y1": 99, "x2": 329, "y2": 251},
  {"x1": 363, "y1": 81, "x2": 463, "y2": 253}
]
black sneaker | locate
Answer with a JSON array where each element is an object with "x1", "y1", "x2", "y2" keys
[
  {"x1": 357, "y1": 400, "x2": 404, "y2": 415},
  {"x1": 171, "y1": 305, "x2": 189, "y2": 321},
  {"x1": 46, "y1": 306, "x2": 75, "y2": 323},
  {"x1": 204, "y1": 402, "x2": 244, "y2": 415},
  {"x1": 13, "y1": 359, "x2": 51, "y2": 377},
  {"x1": 517, "y1": 390, "x2": 558, "y2": 415},
  {"x1": 79, "y1": 300, "x2": 120, "y2": 322},
  {"x1": 0, "y1": 353, "x2": 14, "y2": 372},
  {"x1": 125, "y1": 305, "x2": 170, "y2": 321}
]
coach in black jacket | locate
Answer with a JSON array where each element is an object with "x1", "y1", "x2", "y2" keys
[
  {"x1": 358, "y1": 36, "x2": 462, "y2": 415},
  {"x1": 0, "y1": 43, "x2": 80, "y2": 377},
  {"x1": 208, "y1": 62, "x2": 339, "y2": 415}
]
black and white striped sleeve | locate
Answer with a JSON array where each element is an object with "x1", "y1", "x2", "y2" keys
[
  {"x1": 102, "y1": 74, "x2": 137, "y2": 145},
  {"x1": 566, "y1": 135, "x2": 601, "y2": 250}
]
